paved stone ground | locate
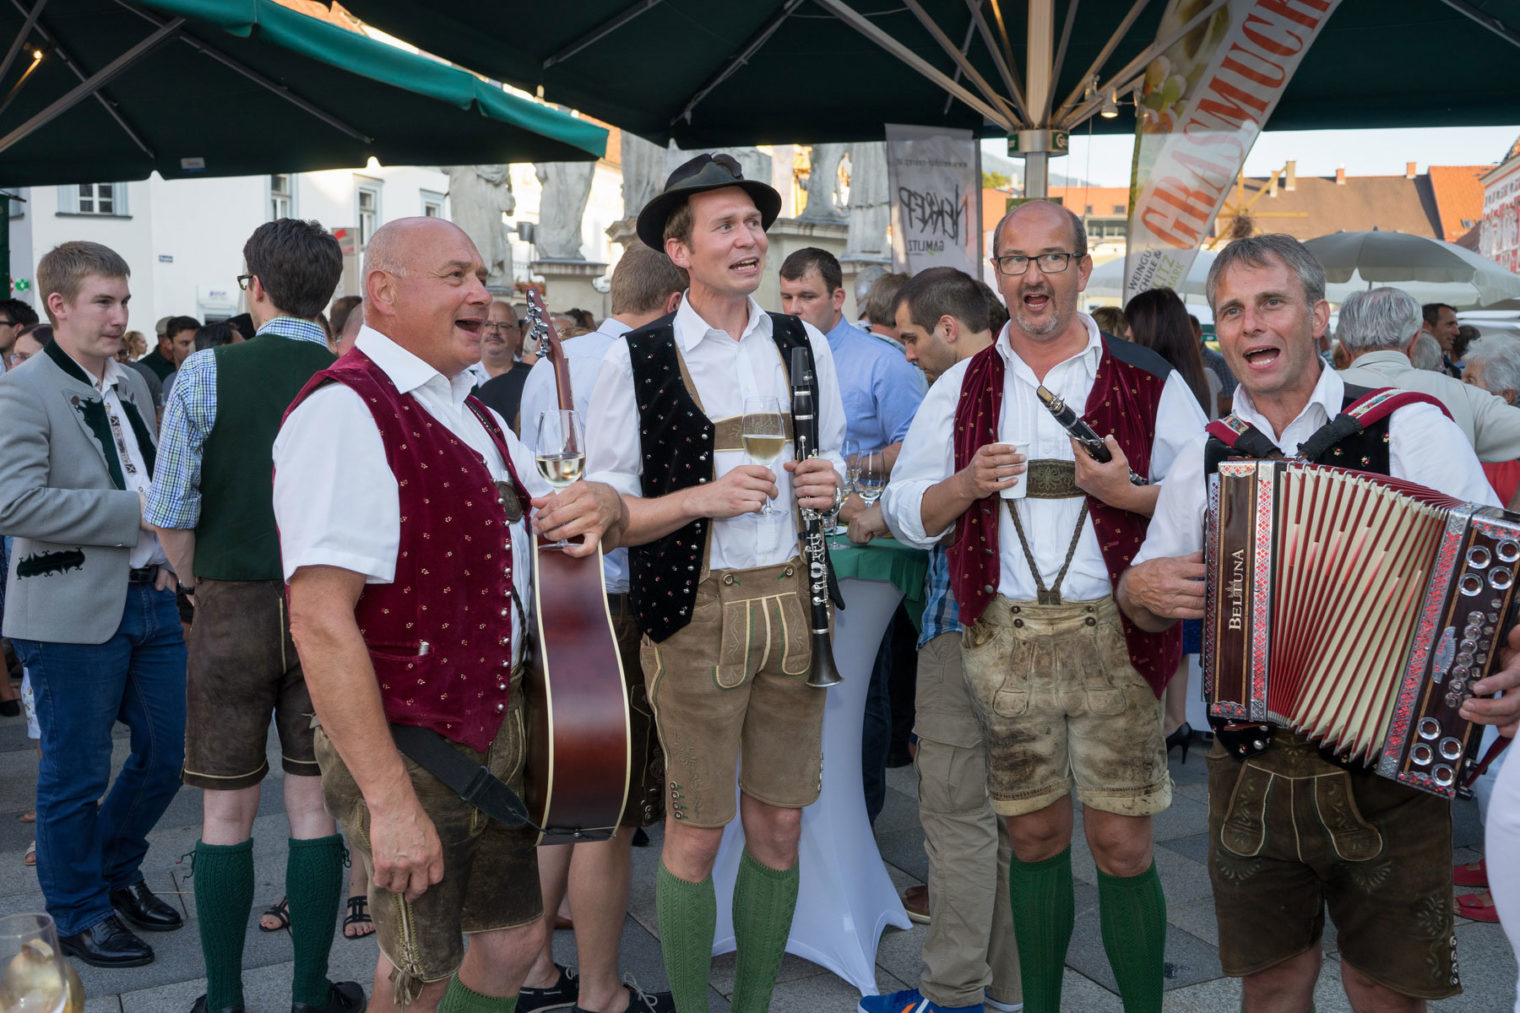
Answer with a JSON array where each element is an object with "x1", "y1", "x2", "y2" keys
[{"x1": 0, "y1": 716, "x2": 1512, "y2": 1011}]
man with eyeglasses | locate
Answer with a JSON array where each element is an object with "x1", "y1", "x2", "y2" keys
[
  {"x1": 0, "y1": 298, "x2": 40, "y2": 375},
  {"x1": 880, "y1": 200, "x2": 1204, "y2": 1013},
  {"x1": 475, "y1": 300, "x2": 534, "y2": 430}
]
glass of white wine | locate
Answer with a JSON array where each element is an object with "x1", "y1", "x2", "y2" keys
[
  {"x1": 856, "y1": 449, "x2": 887, "y2": 506},
  {"x1": 841, "y1": 438, "x2": 861, "y2": 496},
  {"x1": 741, "y1": 396, "x2": 787, "y2": 516},
  {"x1": 534, "y1": 409, "x2": 585, "y2": 549},
  {"x1": 0, "y1": 913, "x2": 78, "y2": 1013}
]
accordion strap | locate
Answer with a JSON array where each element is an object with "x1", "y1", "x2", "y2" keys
[
  {"x1": 1297, "y1": 387, "x2": 1452, "y2": 462},
  {"x1": 1206, "y1": 417, "x2": 1282, "y2": 461}
]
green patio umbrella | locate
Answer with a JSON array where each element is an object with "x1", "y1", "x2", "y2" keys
[
  {"x1": 0, "y1": 0, "x2": 608, "y2": 187},
  {"x1": 334, "y1": 0, "x2": 1520, "y2": 194}
]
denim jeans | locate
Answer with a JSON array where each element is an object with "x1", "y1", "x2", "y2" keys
[{"x1": 15, "y1": 583, "x2": 186, "y2": 937}]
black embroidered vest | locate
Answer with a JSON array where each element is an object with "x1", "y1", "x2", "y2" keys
[
  {"x1": 626, "y1": 311, "x2": 816, "y2": 642},
  {"x1": 1205, "y1": 384, "x2": 1394, "y2": 477}
]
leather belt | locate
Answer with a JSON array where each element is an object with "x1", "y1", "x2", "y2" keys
[{"x1": 127, "y1": 565, "x2": 160, "y2": 584}]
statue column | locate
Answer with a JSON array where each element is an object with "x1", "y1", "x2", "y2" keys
[{"x1": 530, "y1": 161, "x2": 606, "y2": 317}]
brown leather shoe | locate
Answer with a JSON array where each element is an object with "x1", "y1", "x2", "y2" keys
[{"x1": 902, "y1": 884, "x2": 930, "y2": 925}]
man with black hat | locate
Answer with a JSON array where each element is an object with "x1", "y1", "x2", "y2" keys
[{"x1": 586, "y1": 153, "x2": 847, "y2": 1012}]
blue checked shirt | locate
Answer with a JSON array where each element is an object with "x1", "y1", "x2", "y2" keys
[
  {"x1": 145, "y1": 317, "x2": 329, "y2": 530},
  {"x1": 917, "y1": 546, "x2": 961, "y2": 647}
]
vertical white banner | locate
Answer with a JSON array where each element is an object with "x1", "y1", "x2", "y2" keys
[
  {"x1": 886, "y1": 124, "x2": 981, "y2": 276},
  {"x1": 1124, "y1": 0, "x2": 1342, "y2": 302}
]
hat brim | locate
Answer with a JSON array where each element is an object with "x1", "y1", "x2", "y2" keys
[{"x1": 636, "y1": 179, "x2": 782, "y2": 252}]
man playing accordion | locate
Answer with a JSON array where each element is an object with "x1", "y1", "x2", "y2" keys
[{"x1": 1120, "y1": 233, "x2": 1520, "y2": 1012}]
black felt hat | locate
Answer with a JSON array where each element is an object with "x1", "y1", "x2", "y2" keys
[{"x1": 635, "y1": 152, "x2": 782, "y2": 250}]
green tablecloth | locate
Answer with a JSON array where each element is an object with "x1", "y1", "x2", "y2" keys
[{"x1": 827, "y1": 535, "x2": 929, "y2": 629}]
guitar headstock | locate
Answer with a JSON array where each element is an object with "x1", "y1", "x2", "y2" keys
[{"x1": 524, "y1": 287, "x2": 573, "y2": 412}]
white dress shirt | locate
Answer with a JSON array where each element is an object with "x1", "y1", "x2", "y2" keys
[
  {"x1": 273, "y1": 326, "x2": 549, "y2": 664},
  {"x1": 520, "y1": 317, "x2": 632, "y2": 593},
  {"x1": 1134, "y1": 365, "x2": 1499, "y2": 566},
  {"x1": 93, "y1": 359, "x2": 167, "y2": 569},
  {"x1": 586, "y1": 295, "x2": 846, "y2": 572},
  {"x1": 882, "y1": 314, "x2": 1205, "y2": 602}
]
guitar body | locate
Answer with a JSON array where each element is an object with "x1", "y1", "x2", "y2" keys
[{"x1": 523, "y1": 534, "x2": 632, "y2": 845}]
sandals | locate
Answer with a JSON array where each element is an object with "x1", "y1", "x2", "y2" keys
[
  {"x1": 343, "y1": 894, "x2": 374, "y2": 939},
  {"x1": 1453, "y1": 859, "x2": 1488, "y2": 888},
  {"x1": 23, "y1": 841, "x2": 34, "y2": 867},
  {"x1": 258, "y1": 897, "x2": 290, "y2": 933},
  {"x1": 1455, "y1": 890, "x2": 1501, "y2": 923}
]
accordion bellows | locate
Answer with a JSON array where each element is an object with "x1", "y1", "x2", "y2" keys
[{"x1": 1204, "y1": 460, "x2": 1518, "y2": 797}]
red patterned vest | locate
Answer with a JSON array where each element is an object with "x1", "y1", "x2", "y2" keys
[
  {"x1": 948, "y1": 336, "x2": 1181, "y2": 697},
  {"x1": 285, "y1": 350, "x2": 532, "y2": 752}
]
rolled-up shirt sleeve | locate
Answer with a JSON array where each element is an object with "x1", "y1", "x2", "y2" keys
[
  {"x1": 585, "y1": 339, "x2": 643, "y2": 498},
  {"x1": 880, "y1": 359, "x2": 967, "y2": 548},
  {"x1": 273, "y1": 384, "x2": 401, "y2": 583}
]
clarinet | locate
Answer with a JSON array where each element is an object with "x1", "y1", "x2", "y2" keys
[
  {"x1": 1034, "y1": 384, "x2": 1148, "y2": 486},
  {"x1": 790, "y1": 347, "x2": 842, "y2": 688}
]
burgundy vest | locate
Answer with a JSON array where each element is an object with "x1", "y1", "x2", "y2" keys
[
  {"x1": 949, "y1": 336, "x2": 1181, "y2": 697},
  {"x1": 285, "y1": 350, "x2": 532, "y2": 752}
]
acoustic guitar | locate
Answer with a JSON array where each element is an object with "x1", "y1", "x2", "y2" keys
[{"x1": 521, "y1": 290, "x2": 632, "y2": 845}]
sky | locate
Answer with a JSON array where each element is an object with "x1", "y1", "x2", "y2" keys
[{"x1": 984, "y1": 126, "x2": 1520, "y2": 189}]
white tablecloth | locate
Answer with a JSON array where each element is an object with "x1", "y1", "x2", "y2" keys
[{"x1": 710, "y1": 577, "x2": 911, "y2": 995}]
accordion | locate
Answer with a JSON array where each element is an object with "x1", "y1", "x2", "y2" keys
[{"x1": 1203, "y1": 459, "x2": 1519, "y2": 798}]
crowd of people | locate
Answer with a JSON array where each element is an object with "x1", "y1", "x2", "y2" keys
[{"x1": 1, "y1": 148, "x2": 1520, "y2": 1013}]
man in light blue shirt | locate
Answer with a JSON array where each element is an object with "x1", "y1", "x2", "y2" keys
[{"x1": 779, "y1": 247, "x2": 924, "y2": 467}]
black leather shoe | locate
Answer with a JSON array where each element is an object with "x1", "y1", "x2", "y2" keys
[
  {"x1": 110, "y1": 881, "x2": 184, "y2": 931},
  {"x1": 190, "y1": 995, "x2": 245, "y2": 1013},
  {"x1": 59, "y1": 915, "x2": 154, "y2": 967},
  {"x1": 292, "y1": 980, "x2": 367, "y2": 1013}
]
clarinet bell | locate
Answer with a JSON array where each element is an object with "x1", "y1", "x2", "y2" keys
[{"x1": 806, "y1": 642, "x2": 843, "y2": 688}]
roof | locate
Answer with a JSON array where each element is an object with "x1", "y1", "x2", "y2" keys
[
  {"x1": 1216, "y1": 173, "x2": 1440, "y2": 241},
  {"x1": 1427, "y1": 165, "x2": 1491, "y2": 242}
]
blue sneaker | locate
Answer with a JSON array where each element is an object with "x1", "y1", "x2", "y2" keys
[{"x1": 858, "y1": 988, "x2": 983, "y2": 1013}]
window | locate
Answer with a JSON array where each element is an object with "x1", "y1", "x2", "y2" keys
[
  {"x1": 356, "y1": 180, "x2": 381, "y2": 248},
  {"x1": 58, "y1": 182, "x2": 128, "y2": 216},
  {"x1": 420, "y1": 189, "x2": 445, "y2": 218},
  {"x1": 1113, "y1": 204, "x2": 1126, "y2": 215},
  {"x1": 270, "y1": 174, "x2": 294, "y2": 220}
]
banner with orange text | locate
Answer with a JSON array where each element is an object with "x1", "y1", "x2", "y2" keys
[{"x1": 1123, "y1": 0, "x2": 1341, "y2": 303}]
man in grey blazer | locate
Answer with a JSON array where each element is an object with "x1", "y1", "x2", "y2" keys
[{"x1": 0, "y1": 241, "x2": 187, "y2": 968}]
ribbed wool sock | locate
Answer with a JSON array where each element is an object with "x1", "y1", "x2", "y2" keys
[
  {"x1": 656, "y1": 861, "x2": 717, "y2": 1012},
  {"x1": 1008, "y1": 847, "x2": 1075, "y2": 1013},
  {"x1": 730, "y1": 851, "x2": 800, "y2": 1013},
  {"x1": 1097, "y1": 861, "x2": 1166, "y2": 1013},
  {"x1": 438, "y1": 975, "x2": 517, "y2": 1012},
  {"x1": 286, "y1": 834, "x2": 346, "y2": 1007},
  {"x1": 194, "y1": 839, "x2": 255, "y2": 1012}
]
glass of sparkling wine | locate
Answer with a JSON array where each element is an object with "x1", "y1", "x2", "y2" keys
[
  {"x1": 0, "y1": 913, "x2": 74, "y2": 1013},
  {"x1": 534, "y1": 409, "x2": 585, "y2": 549},
  {"x1": 742, "y1": 396, "x2": 787, "y2": 516},
  {"x1": 856, "y1": 449, "x2": 887, "y2": 506}
]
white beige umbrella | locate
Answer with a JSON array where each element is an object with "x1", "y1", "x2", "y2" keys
[{"x1": 1305, "y1": 230, "x2": 1520, "y2": 309}]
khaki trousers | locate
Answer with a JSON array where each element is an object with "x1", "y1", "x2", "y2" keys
[{"x1": 914, "y1": 632, "x2": 1021, "y2": 1009}]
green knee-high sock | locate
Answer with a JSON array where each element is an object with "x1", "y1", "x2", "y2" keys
[
  {"x1": 438, "y1": 975, "x2": 517, "y2": 1012},
  {"x1": 285, "y1": 834, "x2": 346, "y2": 1007},
  {"x1": 730, "y1": 851, "x2": 800, "y2": 1013},
  {"x1": 194, "y1": 839, "x2": 255, "y2": 1012},
  {"x1": 1008, "y1": 847, "x2": 1076, "y2": 1013},
  {"x1": 1097, "y1": 862, "x2": 1166, "y2": 1013},
  {"x1": 657, "y1": 861, "x2": 717, "y2": 1012}
]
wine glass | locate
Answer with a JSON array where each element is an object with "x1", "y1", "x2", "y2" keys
[
  {"x1": 840, "y1": 438, "x2": 861, "y2": 497},
  {"x1": 742, "y1": 397, "x2": 787, "y2": 516},
  {"x1": 856, "y1": 449, "x2": 887, "y2": 506},
  {"x1": 0, "y1": 912, "x2": 78, "y2": 1013},
  {"x1": 533, "y1": 409, "x2": 585, "y2": 549}
]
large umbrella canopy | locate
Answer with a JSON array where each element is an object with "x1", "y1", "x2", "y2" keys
[
  {"x1": 1304, "y1": 231, "x2": 1520, "y2": 309},
  {"x1": 0, "y1": 0, "x2": 607, "y2": 187},
  {"x1": 334, "y1": 0, "x2": 1520, "y2": 148}
]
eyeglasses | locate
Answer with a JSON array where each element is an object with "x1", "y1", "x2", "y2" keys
[
  {"x1": 0, "y1": 319, "x2": 14, "y2": 327},
  {"x1": 991, "y1": 252, "x2": 1081, "y2": 276},
  {"x1": 236, "y1": 274, "x2": 253, "y2": 291},
  {"x1": 483, "y1": 321, "x2": 519, "y2": 332}
]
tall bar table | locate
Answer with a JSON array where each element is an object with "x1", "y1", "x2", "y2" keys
[{"x1": 710, "y1": 536, "x2": 928, "y2": 995}]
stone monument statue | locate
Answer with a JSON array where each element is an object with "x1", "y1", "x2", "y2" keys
[
  {"x1": 534, "y1": 161, "x2": 597, "y2": 261},
  {"x1": 620, "y1": 132, "x2": 666, "y2": 221},
  {"x1": 799, "y1": 143, "x2": 848, "y2": 223},
  {"x1": 445, "y1": 164, "x2": 515, "y2": 288},
  {"x1": 845, "y1": 142, "x2": 891, "y2": 260}
]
